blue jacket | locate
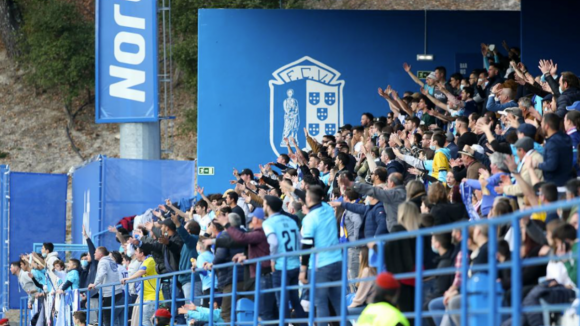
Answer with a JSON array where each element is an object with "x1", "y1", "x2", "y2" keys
[
  {"x1": 213, "y1": 230, "x2": 245, "y2": 289},
  {"x1": 485, "y1": 95, "x2": 517, "y2": 112},
  {"x1": 465, "y1": 172, "x2": 509, "y2": 216},
  {"x1": 568, "y1": 130, "x2": 580, "y2": 149},
  {"x1": 446, "y1": 142, "x2": 459, "y2": 160},
  {"x1": 538, "y1": 131, "x2": 573, "y2": 186},
  {"x1": 386, "y1": 160, "x2": 405, "y2": 177},
  {"x1": 342, "y1": 202, "x2": 387, "y2": 239},
  {"x1": 176, "y1": 224, "x2": 199, "y2": 285}
]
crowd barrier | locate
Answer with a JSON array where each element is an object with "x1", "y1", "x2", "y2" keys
[{"x1": 20, "y1": 197, "x2": 580, "y2": 326}]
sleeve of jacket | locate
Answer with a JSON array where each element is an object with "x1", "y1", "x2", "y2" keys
[
  {"x1": 465, "y1": 179, "x2": 482, "y2": 190},
  {"x1": 486, "y1": 95, "x2": 514, "y2": 112},
  {"x1": 139, "y1": 238, "x2": 164, "y2": 253},
  {"x1": 94, "y1": 261, "x2": 106, "y2": 286},
  {"x1": 342, "y1": 202, "x2": 368, "y2": 215},
  {"x1": 545, "y1": 75, "x2": 561, "y2": 97},
  {"x1": 347, "y1": 212, "x2": 363, "y2": 242},
  {"x1": 525, "y1": 82, "x2": 549, "y2": 97},
  {"x1": 538, "y1": 143, "x2": 558, "y2": 172},
  {"x1": 176, "y1": 224, "x2": 198, "y2": 249},
  {"x1": 87, "y1": 238, "x2": 96, "y2": 261},
  {"x1": 213, "y1": 247, "x2": 229, "y2": 265},
  {"x1": 353, "y1": 183, "x2": 390, "y2": 204},
  {"x1": 403, "y1": 155, "x2": 426, "y2": 170},
  {"x1": 373, "y1": 207, "x2": 387, "y2": 236},
  {"x1": 473, "y1": 151, "x2": 491, "y2": 170},
  {"x1": 306, "y1": 135, "x2": 320, "y2": 153},
  {"x1": 503, "y1": 183, "x2": 523, "y2": 197},
  {"x1": 298, "y1": 164, "x2": 312, "y2": 178},
  {"x1": 262, "y1": 176, "x2": 280, "y2": 190},
  {"x1": 227, "y1": 227, "x2": 265, "y2": 245},
  {"x1": 215, "y1": 232, "x2": 247, "y2": 249}
]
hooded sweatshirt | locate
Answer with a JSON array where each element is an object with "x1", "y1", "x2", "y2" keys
[
  {"x1": 94, "y1": 256, "x2": 122, "y2": 297},
  {"x1": 431, "y1": 147, "x2": 451, "y2": 183}
]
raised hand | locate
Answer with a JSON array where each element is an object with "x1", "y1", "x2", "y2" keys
[
  {"x1": 420, "y1": 87, "x2": 428, "y2": 96},
  {"x1": 403, "y1": 62, "x2": 412, "y2": 72},
  {"x1": 328, "y1": 201, "x2": 341, "y2": 208},
  {"x1": 303, "y1": 128, "x2": 309, "y2": 138},
  {"x1": 107, "y1": 225, "x2": 117, "y2": 233},
  {"x1": 504, "y1": 155, "x2": 518, "y2": 173},
  {"x1": 478, "y1": 168, "x2": 490, "y2": 180},
  {"x1": 480, "y1": 43, "x2": 488, "y2": 56},
  {"x1": 195, "y1": 186, "x2": 204, "y2": 196},
  {"x1": 549, "y1": 60, "x2": 558, "y2": 76},
  {"x1": 538, "y1": 59, "x2": 551, "y2": 75},
  {"x1": 378, "y1": 87, "x2": 386, "y2": 98},
  {"x1": 233, "y1": 168, "x2": 239, "y2": 177}
]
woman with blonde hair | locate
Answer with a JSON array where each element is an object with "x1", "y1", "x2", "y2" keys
[
  {"x1": 347, "y1": 247, "x2": 377, "y2": 314},
  {"x1": 397, "y1": 201, "x2": 421, "y2": 232}
]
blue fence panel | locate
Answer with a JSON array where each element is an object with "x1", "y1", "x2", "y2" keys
[
  {"x1": 100, "y1": 157, "x2": 195, "y2": 249},
  {"x1": 0, "y1": 165, "x2": 9, "y2": 316},
  {"x1": 9, "y1": 172, "x2": 67, "y2": 309},
  {"x1": 72, "y1": 158, "x2": 103, "y2": 247}
]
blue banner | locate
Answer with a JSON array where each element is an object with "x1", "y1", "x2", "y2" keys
[
  {"x1": 0, "y1": 165, "x2": 8, "y2": 314},
  {"x1": 96, "y1": 0, "x2": 158, "y2": 123},
  {"x1": 9, "y1": 172, "x2": 67, "y2": 309},
  {"x1": 72, "y1": 159, "x2": 103, "y2": 247}
]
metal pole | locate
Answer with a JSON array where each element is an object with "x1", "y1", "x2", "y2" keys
[
  {"x1": 460, "y1": 226, "x2": 468, "y2": 326},
  {"x1": 511, "y1": 219, "x2": 522, "y2": 326},
  {"x1": 279, "y1": 257, "x2": 288, "y2": 326},
  {"x1": 340, "y1": 248, "x2": 348, "y2": 326},
  {"x1": 209, "y1": 269, "x2": 215, "y2": 326},
  {"x1": 253, "y1": 263, "x2": 261, "y2": 325},
  {"x1": 171, "y1": 275, "x2": 177, "y2": 326},
  {"x1": 124, "y1": 283, "x2": 129, "y2": 326},
  {"x1": 488, "y1": 225, "x2": 497, "y2": 324},
  {"x1": 414, "y1": 235, "x2": 424, "y2": 324},
  {"x1": 111, "y1": 285, "x2": 116, "y2": 326},
  {"x1": 189, "y1": 268, "x2": 195, "y2": 304},
  {"x1": 308, "y1": 254, "x2": 316, "y2": 326},
  {"x1": 230, "y1": 264, "x2": 238, "y2": 326},
  {"x1": 98, "y1": 288, "x2": 103, "y2": 326},
  {"x1": 139, "y1": 280, "x2": 144, "y2": 326},
  {"x1": 377, "y1": 241, "x2": 385, "y2": 273}
]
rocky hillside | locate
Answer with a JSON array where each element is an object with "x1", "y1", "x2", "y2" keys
[{"x1": 0, "y1": 46, "x2": 197, "y2": 174}]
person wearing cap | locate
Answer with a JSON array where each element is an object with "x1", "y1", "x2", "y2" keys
[
  {"x1": 224, "y1": 206, "x2": 278, "y2": 322},
  {"x1": 153, "y1": 307, "x2": 172, "y2": 326},
  {"x1": 496, "y1": 137, "x2": 544, "y2": 210},
  {"x1": 0, "y1": 318, "x2": 8, "y2": 326},
  {"x1": 463, "y1": 152, "x2": 510, "y2": 217},
  {"x1": 531, "y1": 113, "x2": 573, "y2": 186},
  {"x1": 445, "y1": 131, "x2": 458, "y2": 159},
  {"x1": 453, "y1": 144, "x2": 486, "y2": 181},
  {"x1": 403, "y1": 62, "x2": 436, "y2": 96},
  {"x1": 516, "y1": 123, "x2": 544, "y2": 156},
  {"x1": 357, "y1": 272, "x2": 409, "y2": 326},
  {"x1": 262, "y1": 195, "x2": 306, "y2": 323}
]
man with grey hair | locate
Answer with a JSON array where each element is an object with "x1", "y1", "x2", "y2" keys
[
  {"x1": 486, "y1": 84, "x2": 517, "y2": 112},
  {"x1": 463, "y1": 152, "x2": 510, "y2": 217}
]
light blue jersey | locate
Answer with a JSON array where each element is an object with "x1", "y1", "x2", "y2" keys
[
  {"x1": 301, "y1": 202, "x2": 341, "y2": 269},
  {"x1": 263, "y1": 213, "x2": 301, "y2": 271},
  {"x1": 66, "y1": 270, "x2": 80, "y2": 290},
  {"x1": 197, "y1": 251, "x2": 216, "y2": 291}
]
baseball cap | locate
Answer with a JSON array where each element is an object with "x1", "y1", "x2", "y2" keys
[
  {"x1": 458, "y1": 144, "x2": 484, "y2": 157},
  {"x1": 239, "y1": 168, "x2": 254, "y2": 177},
  {"x1": 376, "y1": 272, "x2": 400, "y2": 290},
  {"x1": 445, "y1": 131, "x2": 455, "y2": 142},
  {"x1": 154, "y1": 308, "x2": 172, "y2": 319},
  {"x1": 426, "y1": 72, "x2": 437, "y2": 80},
  {"x1": 248, "y1": 207, "x2": 265, "y2": 220},
  {"x1": 499, "y1": 107, "x2": 523, "y2": 119},
  {"x1": 567, "y1": 101, "x2": 580, "y2": 111},
  {"x1": 517, "y1": 123, "x2": 537, "y2": 138},
  {"x1": 514, "y1": 137, "x2": 534, "y2": 152},
  {"x1": 0, "y1": 319, "x2": 9, "y2": 324}
]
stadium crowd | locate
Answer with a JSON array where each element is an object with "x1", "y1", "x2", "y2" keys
[{"x1": 11, "y1": 41, "x2": 580, "y2": 326}]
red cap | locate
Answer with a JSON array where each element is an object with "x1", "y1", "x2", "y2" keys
[
  {"x1": 0, "y1": 319, "x2": 9, "y2": 323},
  {"x1": 376, "y1": 272, "x2": 400, "y2": 290},
  {"x1": 154, "y1": 308, "x2": 171, "y2": 319}
]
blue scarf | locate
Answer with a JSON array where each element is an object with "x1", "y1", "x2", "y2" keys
[{"x1": 461, "y1": 183, "x2": 480, "y2": 221}]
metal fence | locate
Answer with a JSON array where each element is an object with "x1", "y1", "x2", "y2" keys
[{"x1": 20, "y1": 197, "x2": 580, "y2": 326}]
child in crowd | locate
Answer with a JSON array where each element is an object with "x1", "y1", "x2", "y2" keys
[
  {"x1": 178, "y1": 303, "x2": 223, "y2": 324},
  {"x1": 57, "y1": 258, "x2": 81, "y2": 293},
  {"x1": 194, "y1": 236, "x2": 217, "y2": 308}
]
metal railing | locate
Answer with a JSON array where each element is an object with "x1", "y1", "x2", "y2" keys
[{"x1": 19, "y1": 197, "x2": 580, "y2": 326}]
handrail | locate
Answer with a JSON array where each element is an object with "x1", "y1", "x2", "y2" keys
[{"x1": 19, "y1": 196, "x2": 580, "y2": 326}]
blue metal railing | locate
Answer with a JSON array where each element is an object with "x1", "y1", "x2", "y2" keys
[
  {"x1": 0, "y1": 165, "x2": 9, "y2": 316},
  {"x1": 19, "y1": 196, "x2": 580, "y2": 326}
]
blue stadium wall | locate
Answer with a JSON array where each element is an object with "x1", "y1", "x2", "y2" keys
[
  {"x1": 197, "y1": 9, "x2": 520, "y2": 193},
  {"x1": 521, "y1": 0, "x2": 580, "y2": 75}
]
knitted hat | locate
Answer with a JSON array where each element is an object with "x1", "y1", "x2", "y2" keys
[
  {"x1": 376, "y1": 272, "x2": 400, "y2": 290},
  {"x1": 154, "y1": 308, "x2": 171, "y2": 319}
]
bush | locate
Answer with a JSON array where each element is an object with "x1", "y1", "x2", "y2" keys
[{"x1": 17, "y1": 0, "x2": 94, "y2": 105}]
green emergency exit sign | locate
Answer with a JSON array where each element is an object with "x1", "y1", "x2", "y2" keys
[
  {"x1": 417, "y1": 71, "x2": 432, "y2": 79},
  {"x1": 198, "y1": 167, "x2": 215, "y2": 176}
]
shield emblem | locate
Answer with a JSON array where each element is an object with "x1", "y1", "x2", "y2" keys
[
  {"x1": 309, "y1": 123, "x2": 320, "y2": 136},
  {"x1": 309, "y1": 92, "x2": 320, "y2": 105},
  {"x1": 325, "y1": 92, "x2": 336, "y2": 106},
  {"x1": 269, "y1": 56, "x2": 344, "y2": 157},
  {"x1": 317, "y1": 108, "x2": 328, "y2": 121},
  {"x1": 325, "y1": 123, "x2": 336, "y2": 135}
]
